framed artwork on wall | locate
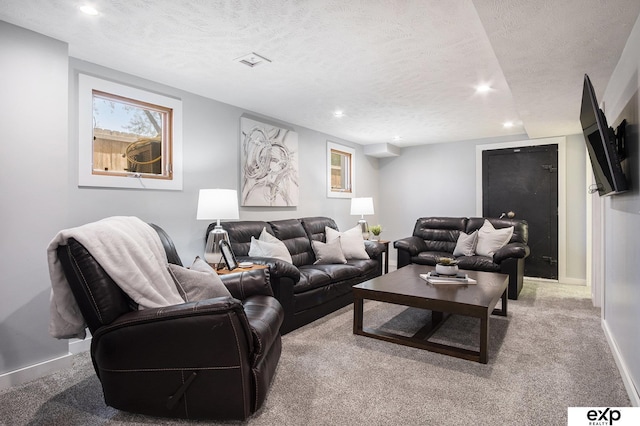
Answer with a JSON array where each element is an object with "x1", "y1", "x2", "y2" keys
[{"x1": 240, "y1": 117, "x2": 299, "y2": 206}]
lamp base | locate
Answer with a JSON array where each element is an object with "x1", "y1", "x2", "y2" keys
[
  {"x1": 357, "y1": 218, "x2": 370, "y2": 240},
  {"x1": 204, "y1": 226, "x2": 229, "y2": 269}
]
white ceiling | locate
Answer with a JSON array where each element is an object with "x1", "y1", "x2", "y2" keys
[{"x1": 1, "y1": 0, "x2": 639, "y2": 147}]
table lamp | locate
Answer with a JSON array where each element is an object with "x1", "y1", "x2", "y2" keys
[
  {"x1": 350, "y1": 197, "x2": 374, "y2": 240},
  {"x1": 197, "y1": 188, "x2": 240, "y2": 268}
]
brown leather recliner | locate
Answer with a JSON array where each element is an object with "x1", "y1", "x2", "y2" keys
[{"x1": 55, "y1": 223, "x2": 283, "y2": 420}]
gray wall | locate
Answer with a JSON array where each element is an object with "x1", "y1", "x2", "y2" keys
[
  {"x1": 0, "y1": 22, "x2": 69, "y2": 374},
  {"x1": 601, "y1": 12, "x2": 640, "y2": 403},
  {"x1": 565, "y1": 133, "x2": 588, "y2": 280},
  {"x1": 0, "y1": 22, "x2": 379, "y2": 378},
  {"x1": 68, "y1": 59, "x2": 380, "y2": 263},
  {"x1": 378, "y1": 135, "x2": 587, "y2": 282}
]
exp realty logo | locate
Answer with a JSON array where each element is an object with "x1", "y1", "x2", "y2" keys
[
  {"x1": 586, "y1": 408, "x2": 620, "y2": 425},
  {"x1": 568, "y1": 407, "x2": 640, "y2": 426}
]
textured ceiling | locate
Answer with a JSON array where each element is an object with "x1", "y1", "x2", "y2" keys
[{"x1": 1, "y1": 1, "x2": 639, "y2": 147}]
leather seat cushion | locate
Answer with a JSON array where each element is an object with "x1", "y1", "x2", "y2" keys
[
  {"x1": 294, "y1": 264, "x2": 364, "y2": 294},
  {"x1": 456, "y1": 255, "x2": 500, "y2": 272},
  {"x1": 307, "y1": 264, "x2": 361, "y2": 282},
  {"x1": 346, "y1": 259, "x2": 379, "y2": 275},
  {"x1": 294, "y1": 267, "x2": 334, "y2": 294},
  {"x1": 412, "y1": 251, "x2": 454, "y2": 266}
]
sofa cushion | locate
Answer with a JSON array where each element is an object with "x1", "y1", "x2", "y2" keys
[
  {"x1": 269, "y1": 219, "x2": 314, "y2": 266},
  {"x1": 249, "y1": 237, "x2": 293, "y2": 263},
  {"x1": 311, "y1": 239, "x2": 347, "y2": 264},
  {"x1": 412, "y1": 251, "x2": 453, "y2": 266},
  {"x1": 467, "y1": 217, "x2": 528, "y2": 244},
  {"x1": 453, "y1": 230, "x2": 478, "y2": 257},
  {"x1": 248, "y1": 228, "x2": 293, "y2": 263},
  {"x1": 412, "y1": 217, "x2": 467, "y2": 253},
  {"x1": 456, "y1": 255, "x2": 501, "y2": 272},
  {"x1": 346, "y1": 259, "x2": 380, "y2": 276},
  {"x1": 300, "y1": 216, "x2": 339, "y2": 242},
  {"x1": 294, "y1": 267, "x2": 333, "y2": 293},
  {"x1": 220, "y1": 221, "x2": 273, "y2": 256},
  {"x1": 325, "y1": 226, "x2": 369, "y2": 260},
  {"x1": 476, "y1": 220, "x2": 514, "y2": 257},
  {"x1": 168, "y1": 257, "x2": 231, "y2": 302},
  {"x1": 308, "y1": 264, "x2": 361, "y2": 282}
]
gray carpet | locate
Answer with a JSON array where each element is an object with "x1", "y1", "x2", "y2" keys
[{"x1": 0, "y1": 281, "x2": 630, "y2": 425}]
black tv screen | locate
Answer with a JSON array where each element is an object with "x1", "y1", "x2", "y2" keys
[{"x1": 580, "y1": 74, "x2": 628, "y2": 196}]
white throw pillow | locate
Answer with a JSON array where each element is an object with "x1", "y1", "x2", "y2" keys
[
  {"x1": 248, "y1": 235, "x2": 293, "y2": 263},
  {"x1": 475, "y1": 220, "x2": 514, "y2": 257},
  {"x1": 259, "y1": 227, "x2": 281, "y2": 244},
  {"x1": 168, "y1": 257, "x2": 231, "y2": 302},
  {"x1": 453, "y1": 230, "x2": 478, "y2": 257},
  {"x1": 325, "y1": 225, "x2": 370, "y2": 260},
  {"x1": 312, "y1": 238, "x2": 347, "y2": 265}
]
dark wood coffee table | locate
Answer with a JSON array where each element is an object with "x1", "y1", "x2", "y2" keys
[{"x1": 353, "y1": 264, "x2": 508, "y2": 363}]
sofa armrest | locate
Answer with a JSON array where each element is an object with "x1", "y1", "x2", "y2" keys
[
  {"x1": 242, "y1": 295, "x2": 284, "y2": 365},
  {"x1": 236, "y1": 256, "x2": 301, "y2": 283},
  {"x1": 493, "y1": 242, "x2": 530, "y2": 264},
  {"x1": 220, "y1": 268, "x2": 274, "y2": 300},
  {"x1": 364, "y1": 240, "x2": 385, "y2": 259},
  {"x1": 393, "y1": 236, "x2": 427, "y2": 256}
]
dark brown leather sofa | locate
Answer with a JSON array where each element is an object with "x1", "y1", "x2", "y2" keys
[
  {"x1": 56, "y1": 223, "x2": 283, "y2": 420},
  {"x1": 394, "y1": 217, "x2": 530, "y2": 299},
  {"x1": 209, "y1": 217, "x2": 385, "y2": 334}
]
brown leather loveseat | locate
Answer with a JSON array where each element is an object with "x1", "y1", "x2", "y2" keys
[{"x1": 394, "y1": 217, "x2": 529, "y2": 299}]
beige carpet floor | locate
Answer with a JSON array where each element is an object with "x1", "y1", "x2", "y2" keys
[{"x1": 0, "y1": 281, "x2": 631, "y2": 425}]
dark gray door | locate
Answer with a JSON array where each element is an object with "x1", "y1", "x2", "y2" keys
[{"x1": 482, "y1": 145, "x2": 558, "y2": 279}]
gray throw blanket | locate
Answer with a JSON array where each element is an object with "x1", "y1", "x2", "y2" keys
[{"x1": 47, "y1": 216, "x2": 183, "y2": 339}]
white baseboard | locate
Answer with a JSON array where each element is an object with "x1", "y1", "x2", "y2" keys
[
  {"x1": 0, "y1": 338, "x2": 91, "y2": 393},
  {"x1": 602, "y1": 319, "x2": 640, "y2": 406},
  {"x1": 560, "y1": 277, "x2": 587, "y2": 285},
  {"x1": 524, "y1": 276, "x2": 586, "y2": 286},
  {"x1": 0, "y1": 353, "x2": 72, "y2": 392},
  {"x1": 69, "y1": 337, "x2": 92, "y2": 354}
]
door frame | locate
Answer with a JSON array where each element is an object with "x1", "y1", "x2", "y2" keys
[
  {"x1": 475, "y1": 136, "x2": 568, "y2": 283},
  {"x1": 586, "y1": 156, "x2": 605, "y2": 310}
]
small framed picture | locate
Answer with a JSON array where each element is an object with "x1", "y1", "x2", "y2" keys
[{"x1": 219, "y1": 239, "x2": 238, "y2": 271}]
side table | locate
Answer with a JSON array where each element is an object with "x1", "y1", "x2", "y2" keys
[
  {"x1": 215, "y1": 264, "x2": 268, "y2": 275},
  {"x1": 376, "y1": 240, "x2": 390, "y2": 274}
]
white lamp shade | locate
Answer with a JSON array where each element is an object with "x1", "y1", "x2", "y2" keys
[
  {"x1": 350, "y1": 197, "x2": 374, "y2": 215},
  {"x1": 196, "y1": 189, "x2": 240, "y2": 220}
]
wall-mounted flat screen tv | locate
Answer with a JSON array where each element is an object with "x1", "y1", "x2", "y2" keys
[{"x1": 580, "y1": 74, "x2": 628, "y2": 196}]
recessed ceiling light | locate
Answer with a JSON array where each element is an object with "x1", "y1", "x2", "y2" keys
[
  {"x1": 392, "y1": 136, "x2": 402, "y2": 141},
  {"x1": 333, "y1": 111, "x2": 344, "y2": 118},
  {"x1": 80, "y1": 5, "x2": 99, "y2": 15},
  {"x1": 475, "y1": 84, "x2": 491, "y2": 93},
  {"x1": 235, "y1": 52, "x2": 271, "y2": 68},
  {"x1": 503, "y1": 121, "x2": 514, "y2": 128}
]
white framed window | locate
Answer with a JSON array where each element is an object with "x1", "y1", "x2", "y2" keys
[
  {"x1": 78, "y1": 74, "x2": 183, "y2": 190},
  {"x1": 327, "y1": 141, "x2": 355, "y2": 198}
]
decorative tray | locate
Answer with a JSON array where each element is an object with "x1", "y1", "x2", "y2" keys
[{"x1": 419, "y1": 272, "x2": 477, "y2": 285}]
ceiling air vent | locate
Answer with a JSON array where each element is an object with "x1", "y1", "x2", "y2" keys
[{"x1": 235, "y1": 52, "x2": 271, "y2": 68}]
